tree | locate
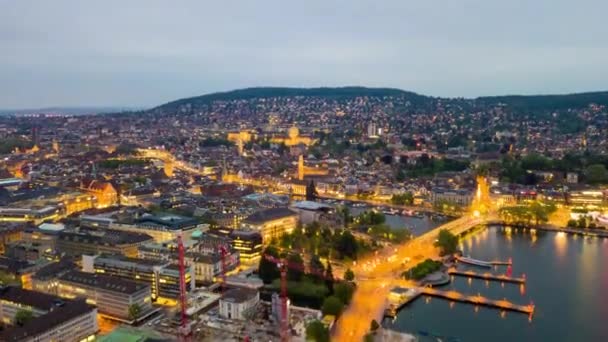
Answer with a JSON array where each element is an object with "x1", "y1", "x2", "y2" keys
[
  {"x1": 344, "y1": 268, "x2": 355, "y2": 281},
  {"x1": 321, "y1": 296, "x2": 344, "y2": 316},
  {"x1": 306, "y1": 320, "x2": 330, "y2": 342},
  {"x1": 333, "y1": 231, "x2": 359, "y2": 260},
  {"x1": 258, "y1": 246, "x2": 281, "y2": 284},
  {"x1": 334, "y1": 282, "x2": 355, "y2": 305},
  {"x1": 128, "y1": 303, "x2": 141, "y2": 321},
  {"x1": 567, "y1": 219, "x2": 577, "y2": 228},
  {"x1": 324, "y1": 262, "x2": 335, "y2": 294},
  {"x1": 585, "y1": 164, "x2": 608, "y2": 184},
  {"x1": 370, "y1": 319, "x2": 380, "y2": 332},
  {"x1": 434, "y1": 229, "x2": 458, "y2": 256},
  {"x1": 309, "y1": 255, "x2": 325, "y2": 281},
  {"x1": 306, "y1": 180, "x2": 318, "y2": 201},
  {"x1": 391, "y1": 192, "x2": 413, "y2": 205},
  {"x1": 14, "y1": 309, "x2": 33, "y2": 326},
  {"x1": 287, "y1": 253, "x2": 305, "y2": 281}
]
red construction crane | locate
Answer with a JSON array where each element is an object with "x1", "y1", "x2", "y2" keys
[
  {"x1": 218, "y1": 244, "x2": 230, "y2": 294},
  {"x1": 264, "y1": 254, "x2": 335, "y2": 342},
  {"x1": 177, "y1": 233, "x2": 191, "y2": 341}
]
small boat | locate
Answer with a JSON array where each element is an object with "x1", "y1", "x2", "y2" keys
[
  {"x1": 456, "y1": 256, "x2": 492, "y2": 268},
  {"x1": 597, "y1": 215, "x2": 608, "y2": 226}
]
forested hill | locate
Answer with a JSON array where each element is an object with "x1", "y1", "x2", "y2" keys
[
  {"x1": 150, "y1": 86, "x2": 608, "y2": 114},
  {"x1": 151, "y1": 87, "x2": 429, "y2": 112},
  {"x1": 476, "y1": 91, "x2": 608, "y2": 110}
]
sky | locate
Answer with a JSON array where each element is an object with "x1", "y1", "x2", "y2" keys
[{"x1": 1, "y1": 0, "x2": 607, "y2": 109}]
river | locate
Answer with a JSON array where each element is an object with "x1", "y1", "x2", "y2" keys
[
  {"x1": 348, "y1": 206, "x2": 449, "y2": 236},
  {"x1": 385, "y1": 225, "x2": 608, "y2": 342}
]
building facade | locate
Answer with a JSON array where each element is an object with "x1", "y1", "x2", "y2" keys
[
  {"x1": 241, "y1": 208, "x2": 298, "y2": 243},
  {"x1": 57, "y1": 270, "x2": 152, "y2": 323},
  {"x1": 219, "y1": 288, "x2": 259, "y2": 320}
]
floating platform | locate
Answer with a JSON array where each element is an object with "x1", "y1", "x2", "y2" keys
[
  {"x1": 384, "y1": 286, "x2": 534, "y2": 318},
  {"x1": 420, "y1": 287, "x2": 534, "y2": 315},
  {"x1": 448, "y1": 268, "x2": 526, "y2": 284}
]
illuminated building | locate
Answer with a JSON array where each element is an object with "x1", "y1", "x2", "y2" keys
[
  {"x1": 0, "y1": 224, "x2": 25, "y2": 255},
  {"x1": 241, "y1": 207, "x2": 298, "y2": 243},
  {"x1": 84, "y1": 254, "x2": 193, "y2": 301},
  {"x1": 219, "y1": 288, "x2": 259, "y2": 320},
  {"x1": 79, "y1": 179, "x2": 118, "y2": 208},
  {"x1": 269, "y1": 125, "x2": 314, "y2": 146},
  {"x1": 289, "y1": 200, "x2": 334, "y2": 225},
  {"x1": 61, "y1": 193, "x2": 97, "y2": 216},
  {"x1": 185, "y1": 252, "x2": 239, "y2": 285},
  {"x1": 109, "y1": 213, "x2": 203, "y2": 243},
  {"x1": 430, "y1": 188, "x2": 474, "y2": 207},
  {"x1": 0, "y1": 287, "x2": 97, "y2": 342},
  {"x1": 229, "y1": 230, "x2": 263, "y2": 264},
  {"x1": 55, "y1": 229, "x2": 153, "y2": 258},
  {"x1": 227, "y1": 130, "x2": 254, "y2": 144},
  {"x1": 567, "y1": 190, "x2": 606, "y2": 206},
  {"x1": 57, "y1": 270, "x2": 153, "y2": 323},
  {"x1": 31, "y1": 259, "x2": 78, "y2": 295},
  {"x1": 163, "y1": 159, "x2": 174, "y2": 178},
  {"x1": 0, "y1": 206, "x2": 61, "y2": 225}
]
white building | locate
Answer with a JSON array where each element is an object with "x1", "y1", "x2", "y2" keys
[{"x1": 219, "y1": 288, "x2": 259, "y2": 320}]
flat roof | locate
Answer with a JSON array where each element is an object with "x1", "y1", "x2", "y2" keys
[
  {"x1": 243, "y1": 207, "x2": 297, "y2": 224},
  {"x1": 291, "y1": 200, "x2": 332, "y2": 211},
  {"x1": 59, "y1": 270, "x2": 149, "y2": 294}
]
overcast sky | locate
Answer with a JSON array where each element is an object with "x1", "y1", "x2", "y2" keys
[{"x1": 1, "y1": 0, "x2": 607, "y2": 109}]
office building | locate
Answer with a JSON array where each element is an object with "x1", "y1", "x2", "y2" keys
[
  {"x1": 57, "y1": 270, "x2": 153, "y2": 323},
  {"x1": 83, "y1": 254, "x2": 193, "y2": 301},
  {"x1": 55, "y1": 229, "x2": 152, "y2": 258},
  {"x1": 241, "y1": 207, "x2": 298, "y2": 243},
  {"x1": 0, "y1": 286, "x2": 97, "y2": 342}
]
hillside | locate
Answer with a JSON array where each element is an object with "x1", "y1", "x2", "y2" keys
[
  {"x1": 150, "y1": 86, "x2": 608, "y2": 114},
  {"x1": 151, "y1": 86, "x2": 429, "y2": 112}
]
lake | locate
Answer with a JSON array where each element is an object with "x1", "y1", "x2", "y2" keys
[{"x1": 385, "y1": 226, "x2": 608, "y2": 342}]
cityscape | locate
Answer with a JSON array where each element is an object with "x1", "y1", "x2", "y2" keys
[{"x1": 1, "y1": 1, "x2": 608, "y2": 342}]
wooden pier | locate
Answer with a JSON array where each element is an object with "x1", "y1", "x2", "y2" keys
[
  {"x1": 420, "y1": 287, "x2": 534, "y2": 314},
  {"x1": 384, "y1": 286, "x2": 534, "y2": 318},
  {"x1": 489, "y1": 260, "x2": 512, "y2": 266},
  {"x1": 448, "y1": 268, "x2": 526, "y2": 284}
]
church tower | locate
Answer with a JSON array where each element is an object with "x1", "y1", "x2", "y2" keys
[
  {"x1": 298, "y1": 155, "x2": 305, "y2": 181},
  {"x1": 164, "y1": 159, "x2": 174, "y2": 178}
]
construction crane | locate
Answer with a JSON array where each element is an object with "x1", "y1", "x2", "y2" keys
[
  {"x1": 264, "y1": 254, "x2": 335, "y2": 342},
  {"x1": 218, "y1": 244, "x2": 231, "y2": 294},
  {"x1": 177, "y1": 233, "x2": 191, "y2": 341}
]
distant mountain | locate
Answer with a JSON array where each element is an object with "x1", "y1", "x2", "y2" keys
[
  {"x1": 0, "y1": 106, "x2": 144, "y2": 116},
  {"x1": 151, "y1": 86, "x2": 608, "y2": 114}
]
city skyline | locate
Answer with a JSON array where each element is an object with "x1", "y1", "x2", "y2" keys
[{"x1": 2, "y1": 0, "x2": 608, "y2": 108}]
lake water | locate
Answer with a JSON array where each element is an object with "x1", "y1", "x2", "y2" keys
[
  {"x1": 385, "y1": 226, "x2": 608, "y2": 342},
  {"x1": 348, "y1": 206, "x2": 448, "y2": 236}
]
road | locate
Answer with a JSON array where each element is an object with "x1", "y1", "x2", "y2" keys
[{"x1": 332, "y1": 215, "x2": 484, "y2": 342}]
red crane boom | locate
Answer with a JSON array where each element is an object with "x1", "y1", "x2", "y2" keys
[
  {"x1": 177, "y1": 233, "x2": 190, "y2": 340},
  {"x1": 264, "y1": 254, "x2": 335, "y2": 342}
]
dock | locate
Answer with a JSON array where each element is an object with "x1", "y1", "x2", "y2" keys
[
  {"x1": 420, "y1": 287, "x2": 534, "y2": 315},
  {"x1": 489, "y1": 260, "x2": 512, "y2": 266},
  {"x1": 384, "y1": 286, "x2": 534, "y2": 318},
  {"x1": 447, "y1": 268, "x2": 526, "y2": 284},
  {"x1": 384, "y1": 287, "x2": 422, "y2": 318}
]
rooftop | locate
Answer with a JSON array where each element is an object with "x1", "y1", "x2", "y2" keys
[
  {"x1": 242, "y1": 207, "x2": 297, "y2": 224},
  {"x1": 59, "y1": 270, "x2": 149, "y2": 294},
  {"x1": 0, "y1": 293, "x2": 95, "y2": 342},
  {"x1": 221, "y1": 288, "x2": 258, "y2": 303}
]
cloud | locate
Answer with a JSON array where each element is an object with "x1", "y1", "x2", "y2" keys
[{"x1": 1, "y1": 0, "x2": 607, "y2": 108}]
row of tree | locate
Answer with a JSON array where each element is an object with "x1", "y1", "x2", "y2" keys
[{"x1": 498, "y1": 202, "x2": 557, "y2": 226}]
